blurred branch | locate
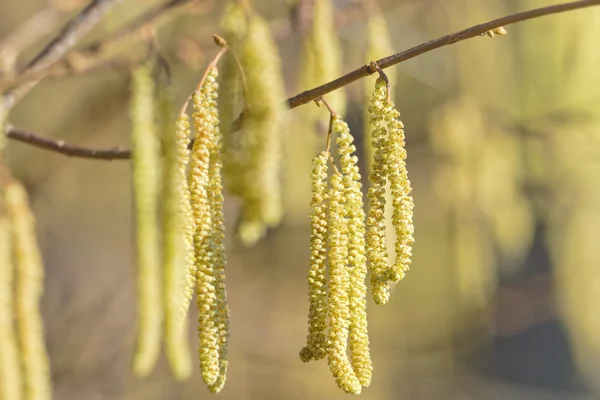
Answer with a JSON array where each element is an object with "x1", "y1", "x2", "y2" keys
[
  {"x1": 4, "y1": 0, "x2": 600, "y2": 160},
  {"x1": 2, "y1": 0, "x2": 124, "y2": 109},
  {"x1": 0, "y1": 0, "x2": 210, "y2": 91},
  {"x1": 0, "y1": 9, "x2": 61, "y2": 76}
]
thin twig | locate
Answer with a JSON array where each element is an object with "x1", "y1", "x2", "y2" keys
[
  {"x1": 4, "y1": 0, "x2": 600, "y2": 159},
  {"x1": 285, "y1": 0, "x2": 600, "y2": 109},
  {"x1": 6, "y1": 126, "x2": 131, "y2": 160},
  {"x1": 2, "y1": 0, "x2": 124, "y2": 109}
]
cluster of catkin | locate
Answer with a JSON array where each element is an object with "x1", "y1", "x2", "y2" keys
[
  {"x1": 300, "y1": 79, "x2": 414, "y2": 394},
  {"x1": 129, "y1": 57, "x2": 229, "y2": 393},
  {"x1": 219, "y1": 3, "x2": 287, "y2": 247}
]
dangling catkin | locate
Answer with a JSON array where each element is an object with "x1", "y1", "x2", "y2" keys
[
  {"x1": 300, "y1": 150, "x2": 329, "y2": 363},
  {"x1": 219, "y1": 1, "x2": 248, "y2": 197},
  {"x1": 335, "y1": 116, "x2": 372, "y2": 388},
  {"x1": 235, "y1": 14, "x2": 287, "y2": 246},
  {"x1": 190, "y1": 66, "x2": 220, "y2": 387},
  {"x1": 5, "y1": 180, "x2": 51, "y2": 400},
  {"x1": 0, "y1": 184, "x2": 22, "y2": 400},
  {"x1": 130, "y1": 60, "x2": 162, "y2": 378},
  {"x1": 206, "y1": 119, "x2": 230, "y2": 394},
  {"x1": 366, "y1": 80, "x2": 391, "y2": 305},
  {"x1": 159, "y1": 83, "x2": 193, "y2": 381},
  {"x1": 327, "y1": 171, "x2": 362, "y2": 394},
  {"x1": 367, "y1": 78, "x2": 414, "y2": 303}
]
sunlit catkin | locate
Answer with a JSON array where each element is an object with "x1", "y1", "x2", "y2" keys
[
  {"x1": 206, "y1": 121, "x2": 230, "y2": 394},
  {"x1": 368, "y1": 78, "x2": 414, "y2": 301},
  {"x1": 236, "y1": 14, "x2": 287, "y2": 246},
  {"x1": 366, "y1": 80, "x2": 391, "y2": 305},
  {"x1": 159, "y1": 84, "x2": 193, "y2": 381},
  {"x1": 300, "y1": 150, "x2": 329, "y2": 363},
  {"x1": 335, "y1": 116, "x2": 372, "y2": 387},
  {"x1": 5, "y1": 180, "x2": 51, "y2": 400},
  {"x1": 327, "y1": 172, "x2": 362, "y2": 395},
  {"x1": 0, "y1": 189, "x2": 22, "y2": 400},
  {"x1": 190, "y1": 66, "x2": 220, "y2": 387},
  {"x1": 130, "y1": 61, "x2": 162, "y2": 378}
]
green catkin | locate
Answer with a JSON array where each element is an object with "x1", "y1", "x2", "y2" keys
[
  {"x1": 327, "y1": 172, "x2": 362, "y2": 395},
  {"x1": 159, "y1": 85, "x2": 193, "y2": 381},
  {"x1": 206, "y1": 127, "x2": 230, "y2": 394},
  {"x1": 335, "y1": 116, "x2": 372, "y2": 388},
  {"x1": 219, "y1": 2, "x2": 248, "y2": 197},
  {"x1": 300, "y1": 150, "x2": 329, "y2": 363},
  {"x1": 299, "y1": 0, "x2": 346, "y2": 116},
  {"x1": 5, "y1": 180, "x2": 51, "y2": 400},
  {"x1": 190, "y1": 67, "x2": 220, "y2": 387},
  {"x1": 130, "y1": 61, "x2": 162, "y2": 378},
  {"x1": 366, "y1": 81, "x2": 391, "y2": 305},
  {"x1": 0, "y1": 190, "x2": 22, "y2": 400},
  {"x1": 236, "y1": 14, "x2": 287, "y2": 246}
]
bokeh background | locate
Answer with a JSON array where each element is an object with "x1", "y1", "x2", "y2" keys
[{"x1": 2, "y1": 0, "x2": 600, "y2": 399}]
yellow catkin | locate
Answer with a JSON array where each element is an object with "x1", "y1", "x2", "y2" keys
[
  {"x1": 0, "y1": 186, "x2": 22, "y2": 400},
  {"x1": 300, "y1": 150, "x2": 329, "y2": 363},
  {"x1": 159, "y1": 85, "x2": 193, "y2": 381},
  {"x1": 130, "y1": 61, "x2": 162, "y2": 378},
  {"x1": 235, "y1": 14, "x2": 287, "y2": 246},
  {"x1": 327, "y1": 172, "x2": 362, "y2": 395},
  {"x1": 299, "y1": 0, "x2": 346, "y2": 117},
  {"x1": 219, "y1": 1, "x2": 248, "y2": 197},
  {"x1": 368, "y1": 78, "x2": 414, "y2": 299},
  {"x1": 206, "y1": 124, "x2": 230, "y2": 394},
  {"x1": 366, "y1": 80, "x2": 391, "y2": 305},
  {"x1": 190, "y1": 67, "x2": 220, "y2": 387},
  {"x1": 5, "y1": 180, "x2": 51, "y2": 400},
  {"x1": 335, "y1": 116, "x2": 372, "y2": 388}
]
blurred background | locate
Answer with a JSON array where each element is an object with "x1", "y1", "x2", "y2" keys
[{"x1": 2, "y1": 0, "x2": 600, "y2": 398}]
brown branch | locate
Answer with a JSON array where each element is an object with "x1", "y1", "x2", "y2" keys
[
  {"x1": 4, "y1": 0, "x2": 600, "y2": 160},
  {"x1": 6, "y1": 127, "x2": 131, "y2": 160},
  {"x1": 2, "y1": 0, "x2": 124, "y2": 109},
  {"x1": 286, "y1": 0, "x2": 600, "y2": 109}
]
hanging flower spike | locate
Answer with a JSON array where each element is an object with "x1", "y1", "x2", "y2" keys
[
  {"x1": 300, "y1": 150, "x2": 329, "y2": 363},
  {"x1": 190, "y1": 66, "x2": 220, "y2": 387},
  {"x1": 334, "y1": 116, "x2": 372, "y2": 388},
  {"x1": 366, "y1": 79, "x2": 391, "y2": 305},
  {"x1": 327, "y1": 171, "x2": 362, "y2": 395},
  {"x1": 130, "y1": 60, "x2": 162, "y2": 378},
  {"x1": 206, "y1": 108, "x2": 230, "y2": 394}
]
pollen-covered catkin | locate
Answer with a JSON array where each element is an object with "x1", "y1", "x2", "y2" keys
[
  {"x1": 334, "y1": 116, "x2": 372, "y2": 388},
  {"x1": 235, "y1": 14, "x2": 287, "y2": 246},
  {"x1": 5, "y1": 180, "x2": 51, "y2": 400},
  {"x1": 130, "y1": 61, "x2": 162, "y2": 378},
  {"x1": 159, "y1": 84, "x2": 192, "y2": 381},
  {"x1": 300, "y1": 150, "x2": 329, "y2": 363},
  {"x1": 327, "y1": 172, "x2": 362, "y2": 395},
  {"x1": 190, "y1": 66, "x2": 220, "y2": 387},
  {"x1": 206, "y1": 118, "x2": 230, "y2": 394},
  {"x1": 0, "y1": 188, "x2": 22, "y2": 400},
  {"x1": 367, "y1": 81, "x2": 391, "y2": 305}
]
